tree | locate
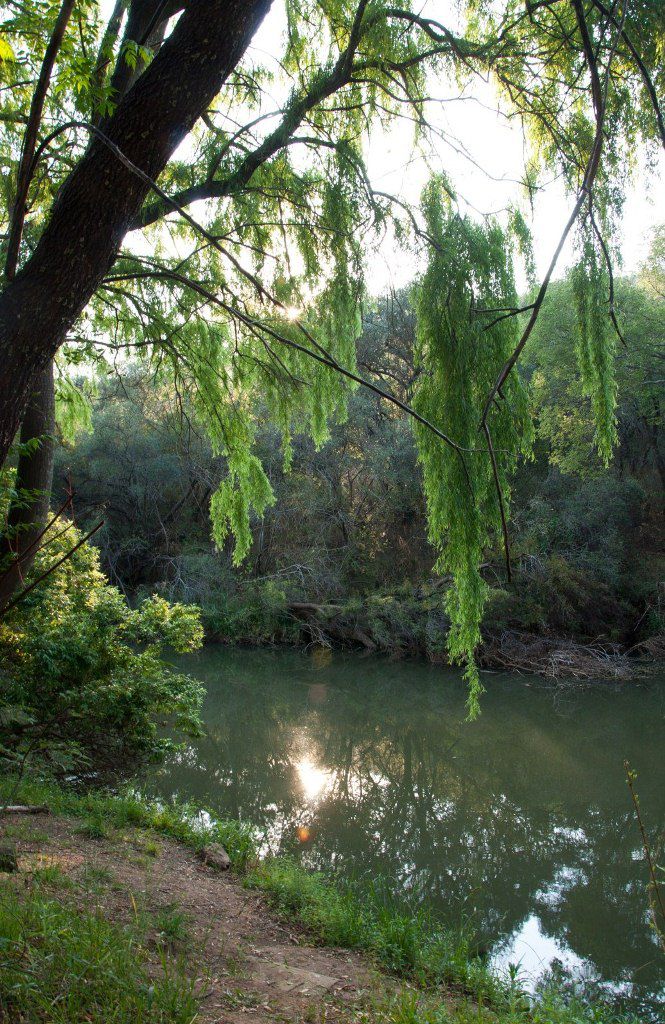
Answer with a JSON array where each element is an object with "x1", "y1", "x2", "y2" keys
[
  {"x1": 0, "y1": 0, "x2": 663, "y2": 708},
  {"x1": 525, "y1": 265, "x2": 665, "y2": 485}
]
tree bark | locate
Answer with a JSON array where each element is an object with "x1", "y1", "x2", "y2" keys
[
  {"x1": 0, "y1": 0, "x2": 271, "y2": 467},
  {"x1": 0, "y1": 359, "x2": 55, "y2": 609}
]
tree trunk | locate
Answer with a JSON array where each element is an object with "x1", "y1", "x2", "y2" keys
[
  {"x1": 0, "y1": 0, "x2": 271, "y2": 468},
  {"x1": 0, "y1": 359, "x2": 55, "y2": 610}
]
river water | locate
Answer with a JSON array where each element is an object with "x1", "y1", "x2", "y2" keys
[{"x1": 148, "y1": 647, "x2": 665, "y2": 1018}]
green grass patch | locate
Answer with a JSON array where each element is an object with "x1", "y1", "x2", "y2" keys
[
  {"x1": 245, "y1": 859, "x2": 500, "y2": 998},
  {"x1": 0, "y1": 775, "x2": 256, "y2": 870},
  {"x1": 0, "y1": 884, "x2": 200, "y2": 1024},
  {"x1": 76, "y1": 813, "x2": 112, "y2": 840},
  {"x1": 154, "y1": 906, "x2": 191, "y2": 947}
]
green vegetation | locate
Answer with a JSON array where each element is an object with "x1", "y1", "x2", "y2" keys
[
  {"x1": 0, "y1": 879, "x2": 200, "y2": 1024},
  {"x1": 0, "y1": 777, "x2": 256, "y2": 872},
  {"x1": 50, "y1": 262, "x2": 663, "y2": 679},
  {"x1": 1, "y1": 0, "x2": 663, "y2": 701},
  {"x1": 0, "y1": 527, "x2": 204, "y2": 779},
  {"x1": 0, "y1": 2, "x2": 662, "y2": 1021}
]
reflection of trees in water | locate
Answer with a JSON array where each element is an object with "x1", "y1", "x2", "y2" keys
[{"x1": 151, "y1": 653, "x2": 665, "y2": 1006}]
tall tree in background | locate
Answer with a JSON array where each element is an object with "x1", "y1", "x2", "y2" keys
[{"x1": 0, "y1": 0, "x2": 663, "y2": 708}]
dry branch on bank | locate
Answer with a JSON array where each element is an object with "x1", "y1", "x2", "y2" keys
[{"x1": 284, "y1": 601, "x2": 659, "y2": 683}]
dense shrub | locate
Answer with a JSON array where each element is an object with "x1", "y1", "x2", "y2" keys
[{"x1": 0, "y1": 527, "x2": 204, "y2": 779}]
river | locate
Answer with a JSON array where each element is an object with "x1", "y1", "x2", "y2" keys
[{"x1": 147, "y1": 647, "x2": 665, "y2": 1018}]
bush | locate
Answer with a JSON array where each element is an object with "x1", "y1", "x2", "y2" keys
[
  {"x1": 0, "y1": 527, "x2": 204, "y2": 779},
  {"x1": 201, "y1": 577, "x2": 294, "y2": 643}
]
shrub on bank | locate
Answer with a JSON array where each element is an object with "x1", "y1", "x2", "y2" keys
[{"x1": 0, "y1": 530, "x2": 204, "y2": 779}]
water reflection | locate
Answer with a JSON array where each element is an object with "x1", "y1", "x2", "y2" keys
[
  {"x1": 296, "y1": 756, "x2": 331, "y2": 802},
  {"x1": 148, "y1": 648, "x2": 665, "y2": 1018}
]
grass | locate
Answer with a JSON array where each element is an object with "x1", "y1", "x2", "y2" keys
[
  {"x1": 154, "y1": 906, "x2": 191, "y2": 947},
  {"x1": 0, "y1": 775, "x2": 256, "y2": 870},
  {"x1": 245, "y1": 859, "x2": 509, "y2": 1004},
  {"x1": 76, "y1": 814, "x2": 111, "y2": 840},
  {"x1": 0, "y1": 883, "x2": 200, "y2": 1024},
  {"x1": 245, "y1": 859, "x2": 642, "y2": 1024}
]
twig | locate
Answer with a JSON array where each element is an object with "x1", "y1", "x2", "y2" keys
[
  {"x1": 482, "y1": 422, "x2": 512, "y2": 581},
  {"x1": 0, "y1": 805, "x2": 50, "y2": 815},
  {"x1": 625, "y1": 759, "x2": 665, "y2": 951}
]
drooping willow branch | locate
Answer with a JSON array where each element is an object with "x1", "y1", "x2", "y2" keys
[
  {"x1": 102, "y1": 263, "x2": 472, "y2": 461},
  {"x1": 30, "y1": 115, "x2": 509, "y2": 482},
  {"x1": 480, "y1": 0, "x2": 626, "y2": 428},
  {"x1": 589, "y1": 0, "x2": 665, "y2": 147},
  {"x1": 587, "y1": 199, "x2": 627, "y2": 349}
]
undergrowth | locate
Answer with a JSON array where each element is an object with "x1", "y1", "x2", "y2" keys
[{"x1": 0, "y1": 883, "x2": 199, "y2": 1024}]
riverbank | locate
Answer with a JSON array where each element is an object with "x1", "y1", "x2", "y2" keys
[
  {"x1": 199, "y1": 579, "x2": 663, "y2": 683},
  {"x1": 0, "y1": 781, "x2": 646, "y2": 1024}
]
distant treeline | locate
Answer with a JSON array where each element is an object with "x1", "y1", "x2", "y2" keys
[{"x1": 55, "y1": 271, "x2": 664, "y2": 675}]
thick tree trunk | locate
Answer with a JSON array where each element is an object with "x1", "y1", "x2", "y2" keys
[
  {"x1": 0, "y1": 359, "x2": 55, "y2": 609},
  {"x1": 0, "y1": 0, "x2": 271, "y2": 467}
]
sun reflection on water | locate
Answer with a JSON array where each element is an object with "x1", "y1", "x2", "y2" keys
[{"x1": 296, "y1": 756, "x2": 331, "y2": 802}]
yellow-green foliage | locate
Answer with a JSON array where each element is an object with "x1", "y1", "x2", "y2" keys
[
  {"x1": 413, "y1": 183, "x2": 533, "y2": 715},
  {"x1": 0, "y1": 526, "x2": 204, "y2": 774},
  {"x1": 573, "y1": 235, "x2": 618, "y2": 464}
]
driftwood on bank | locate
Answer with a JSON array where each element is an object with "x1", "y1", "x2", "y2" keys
[
  {"x1": 285, "y1": 601, "x2": 658, "y2": 682},
  {"x1": 479, "y1": 629, "x2": 646, "y2": 682},
  {"x1": 288, "y1": 602, "x2": 378, "y2": 651},
  {"x1": 0, "y1": 805, "x2": 50, "y2": 815}
]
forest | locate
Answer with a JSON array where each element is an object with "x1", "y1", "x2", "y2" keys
[
  {"x1": 0, "y1": 2, "x2": 663, "y2": 1023},
  {"x1": 53, "y1": 263, "x2": 664, "y2": 677}
]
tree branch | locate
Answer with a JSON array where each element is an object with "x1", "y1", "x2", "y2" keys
[{"x1": 5, "y1": 0, "x2": 76, "y2": 280}]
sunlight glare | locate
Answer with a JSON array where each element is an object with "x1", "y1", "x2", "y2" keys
[{"x1": 296, "y1": 757, "x2": 330, "y2": 801}]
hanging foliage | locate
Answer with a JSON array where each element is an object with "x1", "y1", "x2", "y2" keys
[
  {"x1": 572, "y1": 233, "x2": 619, "y2": 465},
  {"x1": 413, "y1": 180, "x2": 533, "y2": 716}
]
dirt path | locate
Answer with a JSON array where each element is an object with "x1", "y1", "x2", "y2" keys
[{"x1": 0, "y1": 811, "x2": 406, "y2": 1024}]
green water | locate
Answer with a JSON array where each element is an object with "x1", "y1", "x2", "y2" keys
[{"x1": 149, "y1": 647, "x2": 665, "y2": 1017}]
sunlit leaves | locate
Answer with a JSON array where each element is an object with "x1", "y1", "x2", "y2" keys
[
  {"x1": 413, "y1": 181, "x2": 533, "y2": 716},
  {"x1": 572, "y1": 235, "x2": 618, "y2": 465}
]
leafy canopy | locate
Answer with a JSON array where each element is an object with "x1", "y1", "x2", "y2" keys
[{"x1": 0, "y1": 0, "x2": 662, "y2": 705}]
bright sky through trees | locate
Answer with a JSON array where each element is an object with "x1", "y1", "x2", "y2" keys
[
  {"x1": 104, "y1": 0, "x2": 662, "y2": 290},
  {"x1": 245, "y1": 1, "x2": 663, "y2": 292}
]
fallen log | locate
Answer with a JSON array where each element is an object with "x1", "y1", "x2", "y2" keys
[{"x1": 0, "y1": 804, "x2": 50, "y2": 815}]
